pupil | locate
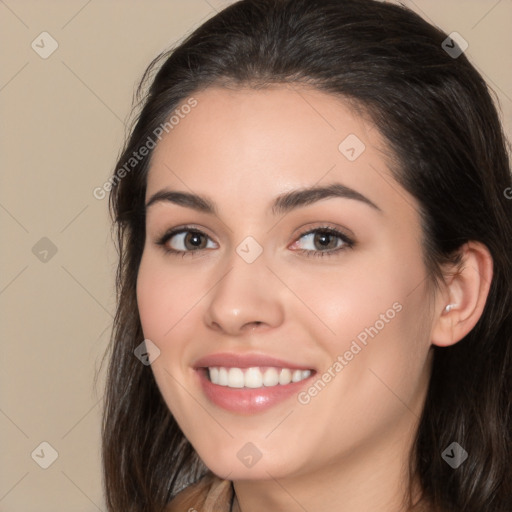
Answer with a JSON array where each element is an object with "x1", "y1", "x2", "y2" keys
[
  {"x1": 316, "y1": 232, "x2": 333, "y2": 249},
  {"x1": 187, "y1": 232, "x2": 203, "y2": 249}
]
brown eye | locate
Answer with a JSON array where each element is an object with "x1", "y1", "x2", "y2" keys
[
  {"x1": 156, "y1": 228, "x2": 217, "y2": 255},
  {"x1": 182, "y1": 231, "x2": 208, "y2": 250},
  {"x1": 312, "y1": 230, "x2": 340, "y2": 250},
  {"x1": 292, "y1": 227, "x2": 354, "y2": 256}
]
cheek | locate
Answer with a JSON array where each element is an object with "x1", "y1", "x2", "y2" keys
[
  {"x1": 285, "y1": 251, "x2": 418, "y2": 347},
  {"x1": 288, "y1": 243, "x2": 431, "y2": 396},
  {"x1": 136, "y1": 252, "x2": 202, "y2": 344},
  {"x1": 302, "y1": 255, "x2": 431, "y2": 418},
  {"x1": 136, "y1": 253, "x2": 203, "y2": 427},
  {"x1": 136, "y1": 259, "x2": 169, "y2": 341}
]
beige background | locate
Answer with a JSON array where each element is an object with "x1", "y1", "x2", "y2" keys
[{"x1": 1, "y1": 0, "x2": 511, "y2": 510}]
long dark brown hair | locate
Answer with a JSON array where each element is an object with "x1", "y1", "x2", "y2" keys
[{"x1": 100, "y1": 1, "x2": 512, "y2": 510}]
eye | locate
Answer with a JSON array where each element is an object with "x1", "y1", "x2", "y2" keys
[
  {"x1": 156, "y1": 227, "x2": 217, "y2": 256},
  {"x1": 290, "y1": 226, "x2": 354, "y2": 258},
  {"x1": 155, "y1": 224, "x2": 354, "y2": 259}
]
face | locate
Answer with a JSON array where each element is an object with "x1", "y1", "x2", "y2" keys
[{"x1": 136, "y1": 85, "x2": 435, "y2": 481}]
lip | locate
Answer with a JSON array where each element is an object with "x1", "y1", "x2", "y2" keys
[
  {"x1": 193, "y1": 352, "x2": 316, "y2": 414},
  {"x1": 193, "y1": 352, "x2": 314, "y2": 371}
]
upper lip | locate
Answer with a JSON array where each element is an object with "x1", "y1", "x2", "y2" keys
[{"x1": 193, "y1": 352, "x2": 315, "y2": 371}]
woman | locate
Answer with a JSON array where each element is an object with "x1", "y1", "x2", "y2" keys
[{"x1": 101, "y1": 0, "x2": 512, "y2": 511}]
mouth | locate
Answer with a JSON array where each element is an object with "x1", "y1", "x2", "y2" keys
[
  {"x1": 204, "y1": 366, "x2": 312, "y2": 388},
  {"x1": 192, "y1": 353, "x2": 316, "y2": 414}
]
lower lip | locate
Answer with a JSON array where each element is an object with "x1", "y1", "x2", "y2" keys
[{"x1": 196, "y1": 369, "x2": 315, "y2": 414}]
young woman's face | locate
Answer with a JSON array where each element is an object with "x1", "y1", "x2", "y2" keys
[{"x1": 137, "y1": 85, "x2": 435, "y2": 480}]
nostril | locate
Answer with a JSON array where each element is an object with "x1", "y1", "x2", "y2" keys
[{"x1": 245, "y1": 321, "x2": 263, "y2": 331}]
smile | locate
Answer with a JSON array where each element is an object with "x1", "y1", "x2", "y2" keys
[
  {"x1": 208, "y1": 366, "x2": 312, "y2": 388},
  {"x1": 193, "y1": 352, "x2": 316, "y2": 414}
]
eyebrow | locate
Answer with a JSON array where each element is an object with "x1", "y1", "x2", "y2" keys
[{"x1": 145, "y1": 183, "x2": 382, "y2": 215}]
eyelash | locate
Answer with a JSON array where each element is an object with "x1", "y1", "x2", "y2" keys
[{"x1": 155, "y1": 225, "x2": 355, "y2": 259}]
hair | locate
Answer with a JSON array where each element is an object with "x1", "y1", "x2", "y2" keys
[{"x1": 100, "y1": 0, "x2": 512, "y2": 511}]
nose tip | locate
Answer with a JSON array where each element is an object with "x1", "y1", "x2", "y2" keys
[{"x1": 203, "y1": 261, "x2": 284, "y2": 336}]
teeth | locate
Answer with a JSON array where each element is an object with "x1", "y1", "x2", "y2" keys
[
  {"x1": 279, "y1": 368, "x2": 292, "y2": 385},
  {"x1": 245, "y1": 367, "x2": 263, "y2": 388},
  {"x1": 208, "y1": 366, "x2": 312, "y2": 388},
  {"x1": 218, "y1": 367, "x2": 229, "y2": 386},
  {"x1": 292, "y1": 369, "x2": 303, "y2": 382},
  {"x1": 228, "y1": 368, "x2": 244, "y2": 388},
  {"x1": 209, "y1": 367, "x2": 219, "y2": 383},
  {"x1": 262, "y1": 368, "x2": 279, "y2": 386}
]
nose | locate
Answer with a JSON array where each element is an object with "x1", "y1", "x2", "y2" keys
[{"x1": 203, "y1": 250, "x2": 285, "y2": 336}]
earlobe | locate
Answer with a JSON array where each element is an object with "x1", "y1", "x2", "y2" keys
[{"x1": 431, "y1": 241, "x2": 493, "y2": 348}]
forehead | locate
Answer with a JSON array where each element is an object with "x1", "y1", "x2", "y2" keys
[{"x1": 145, "y1": 84, "x2": 412, "y2": 217}]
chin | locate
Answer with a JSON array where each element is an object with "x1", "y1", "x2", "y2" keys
[{"x1": 194, "y1": 441, "x2": 303, "y2": 481}]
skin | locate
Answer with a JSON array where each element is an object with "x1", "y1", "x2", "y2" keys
[{"x1": 136, "y1": 85, "x2": 493, "y2": 512}]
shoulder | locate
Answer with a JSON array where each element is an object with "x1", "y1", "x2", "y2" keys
[{"x1": 165, "y1": 471, "x2": 233, "y2": 512}]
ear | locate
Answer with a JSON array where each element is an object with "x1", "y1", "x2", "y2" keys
[{"x1": 431, "y1": 241, "x2": 493, "y2": 347}]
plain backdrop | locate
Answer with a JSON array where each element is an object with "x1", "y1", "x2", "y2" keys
[{"x1": 1, "y1": 0, "x2": 511, "y2": 510}]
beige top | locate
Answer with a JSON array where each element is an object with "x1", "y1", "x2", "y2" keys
[{"x1": 165, "y1": 472, "x2": 234, "y2": 512}]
